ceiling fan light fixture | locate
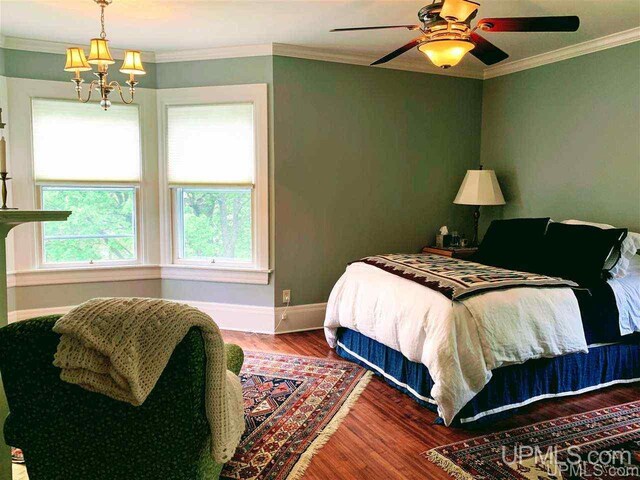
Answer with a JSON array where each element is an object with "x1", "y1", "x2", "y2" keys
[
  {"x1": 418, "y1": 39, "x2": 474, "y2": 68},
  {"x1": 440, "y1": 0, "x2": 480, "y2": 22}
]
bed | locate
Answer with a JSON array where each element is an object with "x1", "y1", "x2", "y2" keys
[{"x1": 324, "y1": 219, "x2": 640, "y2": 426}]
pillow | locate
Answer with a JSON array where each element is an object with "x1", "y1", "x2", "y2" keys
[
  {"x1": 541, "y1": 222, "x2": 627, "y2": 286},
  {"x1": 563, "y1": 219, "x2": 640, "y2": 277},
  {"x1": 475, "y1": 218, "x2": 550, "y2": 272}
]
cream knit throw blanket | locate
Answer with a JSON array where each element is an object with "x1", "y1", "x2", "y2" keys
[{"x1": 52, "y1": 297, "x2": 244, "y2": 463}]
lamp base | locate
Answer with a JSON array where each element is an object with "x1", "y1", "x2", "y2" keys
[{"x1": 472, "y1": 205, "x2": 480, "y2": 247}]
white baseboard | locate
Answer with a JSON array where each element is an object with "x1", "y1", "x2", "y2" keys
[
  {"x1": 177, "y1": 300, "x2": 275, "y2": 334},
  {"x1": 7, "y1": 300, "x2": 327, "y2": 335},
  {"x1": 275, "y1": 302, "x2": 327, "y2": 334}
]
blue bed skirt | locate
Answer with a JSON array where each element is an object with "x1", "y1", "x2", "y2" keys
[{"x1": 335, "y1": 328, "x2": 640, "y2": 426}]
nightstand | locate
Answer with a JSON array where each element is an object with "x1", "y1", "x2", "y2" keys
[{"x1": 422, "y1": 246, "x2": 478, "y2": 260}]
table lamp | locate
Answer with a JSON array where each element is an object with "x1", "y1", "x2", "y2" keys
[{"x1": 453, "y1": 166, "x2": 505, "y2": 246}]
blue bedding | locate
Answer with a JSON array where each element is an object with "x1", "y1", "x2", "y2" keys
[{"x1": 336, "y1": 327, "x2": 640, "y2": 425}]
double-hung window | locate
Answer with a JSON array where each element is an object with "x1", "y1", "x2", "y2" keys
[
  {"x1": 163, "y1": 84, "x2": 268, "y2": 278},
  {"x1": 32, "y1": 99, "x2": 141, "y2": 266}
]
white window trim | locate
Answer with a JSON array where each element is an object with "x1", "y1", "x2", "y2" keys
[
  {"x1": 7, "y1": 264, "x2": 269, "y2": 288},
  {"x1": 6, "y1": 78, "x2": 159, "y2": 275},
  {"x1": 157, "y1": 84, "x2": 270, "y2": 281},
  {"x1": 5, "y1": 78, "x2": 269, "y2": 286},
  {"x1": 30, "y1": 97, "x2": 144, "y2": 268}
]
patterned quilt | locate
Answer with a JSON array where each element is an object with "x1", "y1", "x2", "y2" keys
[{"x1": 355, "y1": 253, "x2": 578, "y2": 300}]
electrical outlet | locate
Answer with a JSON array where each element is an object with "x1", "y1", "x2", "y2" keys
[{"x1": 282, "y1": 289, "x2": 291, "y2": 304}]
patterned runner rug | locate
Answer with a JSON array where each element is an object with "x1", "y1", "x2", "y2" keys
[
  {"x1": 424, "y1": 401, "x2": 640, "y2": 480},
  {"x1": 12, "y1": 350, "x2": 370, "y2": 480}
]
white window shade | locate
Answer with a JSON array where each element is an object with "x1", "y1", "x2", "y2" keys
[
  {"x1": 32, "y1": 99, "x2": 141, "y2": 182},
  {"x1": 167, "y1": 104, "x2": 255, "y2": 185}
]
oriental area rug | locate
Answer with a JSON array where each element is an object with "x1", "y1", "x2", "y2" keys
[
  {"x1": 424, "y1": 401, "x2": 640, "y2": 480},
  {"x1": 12, "y1": 351, "x2": 371, "y2": 480},
  {"x1": 221, "y1": 350, "x2": 371, "y2": 480}
]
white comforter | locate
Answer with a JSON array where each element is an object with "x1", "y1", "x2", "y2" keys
[{"x1": 324, "y1": 262, "x2": 588, "y2": 425}]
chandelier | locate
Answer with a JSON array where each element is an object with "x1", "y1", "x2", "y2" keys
[{"x1": 64, "y1": 0, "x2": 145, "y2": 110}]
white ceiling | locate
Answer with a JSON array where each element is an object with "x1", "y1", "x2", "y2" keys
[{"x1": 1, "y1": 0, "x2": 639, "y2": 73}]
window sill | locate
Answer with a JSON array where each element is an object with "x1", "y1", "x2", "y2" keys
[
  {"x1": 7, "y1": 264, "x2": 271, "y2": 288},
  {"x1": 160, "y1": 264, "x2": 271, "y2": 285}
]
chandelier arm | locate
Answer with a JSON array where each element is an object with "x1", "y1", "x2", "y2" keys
[
  {"x1": 109, "y1": 81, "x2": 136, "y2": 104},
  {"x1": 76, "y1": 80, "x2": 99, "y2": 103}
]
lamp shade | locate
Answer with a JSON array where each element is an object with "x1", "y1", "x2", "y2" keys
[
  {"x1": 120, "y1": 50, "x2": 146, "y2": 75},
  {"x1": 453, "y1": 169, "x2": 505, "y2": 206},
  {"x1": 418, "y1": 39, "x2": 474, "y2": 68},
  {"x1": 64, "y1": 48, "x2": 91, "y2": 72},
  {"x1": 87, "y1": 38, "x2": 115, "y2": 66}
]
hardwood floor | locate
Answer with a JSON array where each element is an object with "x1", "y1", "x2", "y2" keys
[{"x1": 223, "y1": 329, "x2": 640, "y2": 480}]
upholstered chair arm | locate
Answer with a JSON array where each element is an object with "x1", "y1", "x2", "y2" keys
[{"x1": 224, "y1": 344, "x2": 244, "y2": 376}]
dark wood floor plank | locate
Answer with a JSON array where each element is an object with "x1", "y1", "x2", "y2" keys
[{"x1": 222, "y1": 329, "x2": 640, "y2": 480}]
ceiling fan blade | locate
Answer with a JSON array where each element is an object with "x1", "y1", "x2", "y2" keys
[
  {"x1": 371, "y1": 37, "x2": 424, "y2": 66},
  {"x1": 469, "y1": 32, "x2": 509, "y2": 65},
  {"x1": 331, "y1": 25, "x2": 420, "y2": 32},
  {"x1": 441, "y1": 0, "x2": 480, "y2": 22},
  {"x1": 477, "y1": 16, "x2": 580, "y2": 32}
]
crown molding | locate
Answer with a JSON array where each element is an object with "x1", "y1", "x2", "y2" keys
[
  {"x1": 154, "y1": 44, "x2": 273, "y2": 63},
  {"x1": 483, "y1": 27, "x2": 640, "y2": 80},
  {"x1": 272, "y1": 43, "x2": 483, "y2": 79},
  {"x1": 0, "y1": 36, "x2": 157, "y2": 62},
  {"x1": 2, "y1": 27, "x2": 639, "y2": 80}
]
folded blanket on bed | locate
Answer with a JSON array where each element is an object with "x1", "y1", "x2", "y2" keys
[
  {"x1": 52, "y1": 297, "x2": 244, "y2": 463},
  {"x1": 355, "y1": 253, "x2": 577, "y2": 300}
]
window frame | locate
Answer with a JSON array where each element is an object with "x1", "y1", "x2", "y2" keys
[
  {"x1": 158, "y1": 84, "x2": 269, "y2": 279},
  {"x1": 36, "y1": 183, "x2": 142, "y2": 269},
  {"x1": 30, "y1": 97, "x2": 144, "y2": 269}
]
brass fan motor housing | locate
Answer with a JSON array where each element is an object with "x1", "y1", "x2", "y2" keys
[{"x1": 417, "y1": 2, "x2": 475, "y2": 44}]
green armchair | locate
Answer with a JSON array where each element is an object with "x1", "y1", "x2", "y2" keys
[{"x1": 0, "y1": 315, "x2": 244, "y2": 480}]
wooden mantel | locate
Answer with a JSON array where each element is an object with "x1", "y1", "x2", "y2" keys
[{"x1": 0, "y1": 210, "x2": 70, "y2": 480}]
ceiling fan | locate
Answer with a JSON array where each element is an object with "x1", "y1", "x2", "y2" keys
[{"x1": 331, "y1": 0, "x2": 580, "y2": 69}]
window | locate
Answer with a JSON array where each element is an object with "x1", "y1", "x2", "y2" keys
[
  {"x1": 163, "y1": 85, "x2": 268, "y2": 274},
  {"x1": 41, "y1": 186, "x2": 137, "y2": 263},
  {"x1": 175, "y1": 187, "x2": 252, "y2": 262},
  {"x1": 32, "y1": 99, "x2": 141, "y2": 266}
]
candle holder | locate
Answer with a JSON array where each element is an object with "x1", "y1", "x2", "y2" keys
[{"x1": 0, "y1": 173, "x2": 16, "y2": 210}]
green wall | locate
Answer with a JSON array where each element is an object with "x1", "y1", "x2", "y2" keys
[
  {"x1": 155, "y1": 56, "x2": 270, "y2": 89},
  {"x1": 272, "y1": 56, "x2": 483, "y2": 305},
  {"x1": 480, "y1": 42, "x2": 640, "y2": 232},
  {"x1": 11, "y1": 280, "x2": 161, "y2": 310},
  {"x1": 0, "y1": 49, "x2": 5, "y2": 77}
]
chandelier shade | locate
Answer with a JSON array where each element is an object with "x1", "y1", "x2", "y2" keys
[
  {"x1": 87, "y1": 38, "x2": 115, "y2": 66},
  {"x1": 64, "y1": 48, "x2": 92, "y2": 72},
  {"x1": 120, "y1": 51, "x2": 146, "y2": 76},
  {"x1": 418, "y1": 39, "x2": 474, "y2": 68}
]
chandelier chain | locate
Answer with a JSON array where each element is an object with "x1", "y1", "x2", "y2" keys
[{"x1": 100, "y1": 5, "x2": 106, "y2": 39}]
